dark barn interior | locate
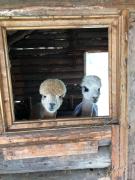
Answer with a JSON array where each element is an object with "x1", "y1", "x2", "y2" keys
[{"x1": 7, "y1": 28, "x2": 108, "y2": 120}]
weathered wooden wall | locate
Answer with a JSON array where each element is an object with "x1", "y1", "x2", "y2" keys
[
  {"x1": 0, "y1": 0, "x2": 135, "y2": 16},
  {"x1": 0, "y1": 0, "x2": 134, "y2": 180},
  {"x1": 127, "y1": 13, "x2": 135, "y2": 180},
  {"x1": 0, "y1": 169, "x2": 110, "y2": 180}
]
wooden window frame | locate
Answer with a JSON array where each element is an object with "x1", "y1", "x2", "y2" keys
[
  {"x1": 1, "y1": 17, "x2": 118, "y2": 131},
  {"x1": 0, "y1": 10, "x2": 128, "y2": 179}
]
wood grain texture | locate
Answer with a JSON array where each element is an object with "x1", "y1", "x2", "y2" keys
[
  {"x1": 0, "y1": 146, "x2": 111, "y2": 173},
  {"x1": 0, "y1": 126, "x2": 111, "y2": 147},
  {"x1": 0, "y1": 0, "x2": 134, "y2": 17},
  {"x1": 0, "y1": 169, "x2": 110, "y2": 180},
  {"x1": 2, "y1": 141, "x2": 98, "y2": 160},
  {"x1": 118, "y1": 9, "x2": 128, "y2": 179},
  {"x1": 0, "y1": 17, "x2": 118, "y2": 29},
  {"x1": 9, "y1": 118, "x2": 112, "y2": 130},
  {"x1": 111, "y1": 125, "x2": 120, "y2": 179},
  {"x1": 127, "y1": 15, "x2": 135, "y2": 180},
  {"x1": 0, "y1": 27, "x2": 10, "y2": 132}
]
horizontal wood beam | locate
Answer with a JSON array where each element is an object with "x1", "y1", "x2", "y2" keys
[
  {"x1": 9, "y1": 119, "x2": 113, "y2": 131},
  {"x1": 0, "y1": 126, "x2": 111, "y2": 147},
  {"x1": 10, "y1": 39, "x2": 107, "y2": 48},
  {"x1": 2, "y1": 140, "x2": 98, "y2": 160},
  {"x1": 0, "y1": 1, "x2": 134, "y2": 10},
  {"x1": 0, "y1": 169, "x2": 110, "y2": 179},
  {"x1": 10, "y1": 57, "x2": 83, "y2": 65},
  {"x1": 11, "y1": 65, "x2": 83, "y2": 74},
  {"x1": 0, "y1": 146, "x2": 111, "y2": 173},
  {"x1": 0, "y1": 2, "x2": 134, "y2": 17},
  {"x1": 11, "y1": 73, "x2": 83, "y2": 81}
]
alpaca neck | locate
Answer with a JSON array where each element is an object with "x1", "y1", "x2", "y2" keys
[{"x1": 81, "y1": 98, "x2": 93, "y2": 116}]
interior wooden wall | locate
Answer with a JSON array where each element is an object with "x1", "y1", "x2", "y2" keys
[
  {"x1": 0, "y1": 0, "x2": 134, "y2": 179},
  {"x1": 7, "y1": 28, "x2": 108, "y2": 119}
]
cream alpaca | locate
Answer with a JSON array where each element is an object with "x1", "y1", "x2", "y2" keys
[{"x1": 31, "y1": 79, "x2": 66, "y2": 119}]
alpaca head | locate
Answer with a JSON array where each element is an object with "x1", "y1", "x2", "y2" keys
[
  {"x1": 81, "y1": 75, "x2": 101, "y2": 103},
  {"x1": 39, "y1": 79, "x2": 66, "y2": 114}
]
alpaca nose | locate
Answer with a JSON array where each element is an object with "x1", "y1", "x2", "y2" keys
[
  {"x1": 93, "y1": 97, "x2": 98, "y2": 103},
  {"x1": 50, "y1": 103, "x2": 55, "y2": 109}
]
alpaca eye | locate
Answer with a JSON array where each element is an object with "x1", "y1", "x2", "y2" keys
[
  {"x1": 43, "y1": 95, "x2": 46, "y2": 98},
  {"x1": 83, "y1": 86, "x2": 89, "y2": 92},
  {"x1": 98, "y1": 88, "x2": 100, "y2": 92},
  {"x1": 59, "y1": 95, "x2": 63, "y2": 99}
]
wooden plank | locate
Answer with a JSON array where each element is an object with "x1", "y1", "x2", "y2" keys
[
  {"x1": 0, "y1": 28, "x2": 5, "y2": 133},
  {"x1": 0, "y1": 146, "x2": 111, "y2": 173},
  {"x1": 118, "y1": 9, "x2": 128, "y2": 179},
  {"x1": 11, "y1": 65, "x2": 83, "y2": 74},
  {"x1": 127, "y1": 14, "x2": 135, "y2": 180},
  {"x1": 2, "y1": 141, "x2": 98, "y2": 160},
  {"x1": 11, "y1": 39, "x2": 70, "y2": 48},
  {"x1": 10, "y1": 48, "x2": 69, "y2": 56},
  {"x1": 0, "y1": 27, "x2": 12, "y2": 131},
  {"x1": 0, "y1": 7, "x2": 122, "y2": 18},
  {"x1": 10, "y1": 57, "x2": 83, "y2": 66},
  {"x1": 11, "y1": 38, "x2": 107, "y2": 48},
  {"x1": 11, "y1": 72, "x2": 83, "y2": 81},
  {"x1": 11, "y1": 68, "x2": 84, "y2": 75},
  {"x1": 0, "y1": 126, "x2": 111, "y2": 147},
  {"x1": 111, "y1": 125, "x2": 120, "y2": 179},
  {"x1": 9, "y1": 47, "x2": 106, "y2": 57},
  {"x1": 24, "y1": 30, "x2": 107, "y2": 40},
  {"x1": 0, "y1": 18, "x2": 117, "y2": 29},
  {"x1": 108, "y1": 16, "x2": 118, "y2": 118},
  {"x1": 9, "y1": 119, "x2": 112, "y2": 131},
  {"x1": 0, "y1": 169, "x2": 110, "y2": 179},
  {"x1": 70, "y1": 29, "x2": 108, "y2": 39},
  {"x1": 0, "y1": 1, "x2": 134, "y2": 13},
  {"x1": 1, "y1": 29, "x2": 15, "y2": 128},
  {"x1": 21, "y1": 31, "x2": 69, "y2": 40}
]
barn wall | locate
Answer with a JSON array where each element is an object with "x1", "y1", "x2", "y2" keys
[
  {"x1": 0, "y1": 0, "x2": 134, "y2": 180},
  {"x1": 127, "y1": 13, "x2": 135, "y2": 180},
  {"x1": 0, "y1": 169, "x2": 110, "y2": 180},
  {"x1": 0, "y1": 0, "x2": 134, "y2": 17}
]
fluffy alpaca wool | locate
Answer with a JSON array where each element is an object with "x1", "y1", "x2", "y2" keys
[{"x1": 39, "y1": 79, "x2": 66, "y2": 97}]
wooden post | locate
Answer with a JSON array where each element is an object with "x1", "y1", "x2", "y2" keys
[{"x1": 118, "y1": 9, "x2": 128, "y2": 179}]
